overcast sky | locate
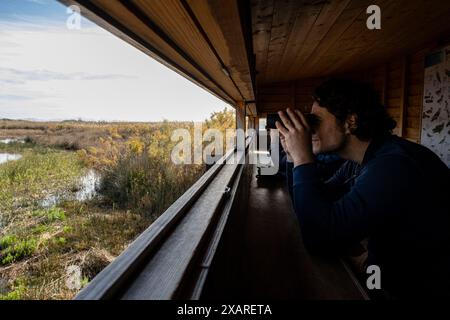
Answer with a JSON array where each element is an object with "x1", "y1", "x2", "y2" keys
[{"x1": 0, "y1": 0, "x2": 229, "y2": 122}]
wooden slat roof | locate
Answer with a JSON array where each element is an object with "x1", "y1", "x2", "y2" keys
[
  {"x1": 253, "y1": 0, "x2": 450, "y2": 84},
  {"x1": 59, "y1": 0, "x2": 450, "y2": 115}
]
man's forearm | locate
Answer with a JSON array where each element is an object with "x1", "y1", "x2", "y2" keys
[{"x1": 286, "y1": 160, "x2": 294, "y2": 203}]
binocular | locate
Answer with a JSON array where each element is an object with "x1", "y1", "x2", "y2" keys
[{"x1": 266, "y1": 112, "x2": 319, "y2": 130}]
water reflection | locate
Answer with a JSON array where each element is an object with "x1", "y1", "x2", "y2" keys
[
  {"x1": 40, "y1": 170, "x2": 101, "y2": 208},
  {"x1": 0, "y1": 138, "x2": 25, "y2": 144},
  {"x1": 75, "y1": 170, "x2": 100, "y2": 201},
  {"x1": 0, "y1": 153, "x2": 22, "y2": 165}
]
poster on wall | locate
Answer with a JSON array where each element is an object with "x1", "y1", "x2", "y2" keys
[{"x1": 421, "y1": 45, "x2": 450, "y2": 167}]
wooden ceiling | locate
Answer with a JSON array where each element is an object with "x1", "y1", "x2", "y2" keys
[
  {"x1": 58, "y1": 0, "x2": 450, "y2": 115},
  {"x1": 252, "y1": 0, "x2": 450, "y2": 85}
]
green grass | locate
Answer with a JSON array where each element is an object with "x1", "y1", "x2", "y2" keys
[
  {"x1": 1, "y1": 238, "x2": 37, "y2": 265},
  {"x1": 0, "y1": 143, "x2": 83, "y2": 226},
  {"x1": 0, "y1": 143, "x2": 89, "y2": 298},
  {"x1": 0, "y1": 279, "x2": 26, "y2": 300},
  {"x1": 33, "y1": 207, "x2": 66, "y2": 223},
  {"x1": 0, "y1": 143, "x2": 155, "y2": 299}
]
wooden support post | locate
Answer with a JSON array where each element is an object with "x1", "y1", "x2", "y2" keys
[
  {"x1": 381, "y1": 64, "x2": 388, "y2": 107},
  {"x1": 236, "y1": 101, "x2": 246, "y2": 131},
  {"x1": 247, "y1": 117, "x2": 252, "y2": 130},
  {"x1": 290, "y1": 82, "x2": 296, "y2": 109},
  {"x1": 236, "y1": 101, "x2": 246, "y2": 150},
  {"x1": 398, "y1": 57, "x2": 408, "y2": 138}
]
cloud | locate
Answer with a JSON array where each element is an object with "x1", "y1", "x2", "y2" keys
[
  {"x1": 0, "y1": 6, "x2": 228, "y2": 122},
  {"x1": 0, "y1": 67, "x2": 136, "y2": 83},
  {"x1": 25, "y1": 0, "x2": 48, "y2": 4},
  {"x1": 0, "y1": 94, "x2": 33, "y2": 101}
]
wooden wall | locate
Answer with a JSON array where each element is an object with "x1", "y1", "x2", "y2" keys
[{"x1": 256, "y1": 45, "x2": 440, "y2": 143}]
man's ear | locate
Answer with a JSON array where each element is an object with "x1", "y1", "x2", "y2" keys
[{"x1": 345, "y1": 114, "x2": 358, "y2": 134}]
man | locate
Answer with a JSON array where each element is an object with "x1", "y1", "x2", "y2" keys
[{"x1": 276, "y1": 78, "x2": 450, "y2": 299}]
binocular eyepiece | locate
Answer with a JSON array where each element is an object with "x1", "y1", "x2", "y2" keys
[
  {"x1": 304, "y1": 113, "x2": 319, "y2": 130},
  {"x1": 266, "y1": 112, "x2": 319, "y2": 130}
]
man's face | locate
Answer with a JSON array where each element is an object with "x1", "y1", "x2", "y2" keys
[{"x1": 310, "y1": 101, "x2": 347, "y2": 155}]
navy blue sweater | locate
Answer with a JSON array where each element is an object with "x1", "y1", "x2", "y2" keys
[{"x1": 287, "y1": 135, "x2": 450, "y2": 298}]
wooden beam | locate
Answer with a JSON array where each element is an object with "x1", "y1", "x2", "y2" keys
[
  {"x1": 187, "y1": 0, "x2": 255, "y2": 101},
  {"x1": 180, "y1": 0, "x2": 245, "y2": 101},
  {"x1": 381, "y1": 64, "x2": 388, "y2": 107},
  {"x1": 290, "y1": 81, "x2": 296, "y2": 109},
  {"x1": 398, "y1": 57, "x2": 408, "y2": 137},
  {"x1": 236, "y1": 101, "x2": 246, "y2": 132}
]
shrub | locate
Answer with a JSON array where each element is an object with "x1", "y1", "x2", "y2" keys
[
  {"x1": 99, "y1": 147, "x2": 204, "y2": 217},
  {"x1": 0, "y1": 235, "x2": 17, "y2": 250},
  {"x1": 0, "y1": 238, "x2": 37, "y2": 265},
  {"x1": 0, "y1": 281, "x2": 26, "y2": 300},
  {"x1": 33, "y1": 207, "x2": 66, "y2": 223}
]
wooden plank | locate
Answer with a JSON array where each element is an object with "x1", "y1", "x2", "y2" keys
[
  {"x1": 398, "y1": 57, "x2": 408, "y2": 137},
  {"x1": 410, "y1": 50, "x2": 426, "y2": 63},
  {"x1": 264, "y1": 0, "x2": 302, "y2": 83},
  {"x1": 75, "y1": 148, "x2": 237, "y2": 299},
  {"x1": 252, "y1": 0, "x2": 450, "y2": 85},
  {"x1": 409, "y1": 48, "x2": 424, "y2": 142},
  {"x1": 323, "y1": 1, "x2": 414, "y2": 74},
  {"x1": 409, "y1": 71, "x2": 424, "y2": 83},
  {"x1": 246, "y1": 103, "x2": 257, "y2": 117},
  {"x1": 284, "y1": 0, "x2": 361, "y2": 81},
  {"x1": 388, "y1": 59, "x2": 404, "y2": 71},
  {"x1": 268, "y1": 0, "x2": 323, "y2": 83},
  {"x1": 386, "y1": 108, "x2": 400, "y2": 118},
  {"x1": 381, "y1": 5, "x2": 450, "y2": 59},
  {"x1": 187, "y1": 0, "x2": 255, "y2": 101},
  {"x1": 259, "y1": 94, "x2": 292, "y2": 103},
  {"x1": 258, "y1": 84, "x2": 292, "y2": 94},
  {"x1": 409, "y1": 61, "x2": 424, "y2": 74},
  {"x1": 314, "y1": 0, "x2": 394, "y2": 75},
  {"x1": 121, "y1": 156, "x2": 244, "y2": 299},
  {"x1": 408, "y1": 84, "x2": 423, "y2": 96},
  {"x1": 389, "y1": 88, "x2": 402, "y2": 98},
  {"x1": 387, "y1": 98, "x2": 401, "y2": 108},
  {"x1": 281, "y1": 0, "x2": 353, "y2": 81},
  {"x1": 408, "y1": 96, "x2": 423, "y2": 107},
  {"x1": 405, "y1": 127, "x2": 420, "y2": 139},
  {"x1": 408, "y1": 106, "x2": 422, "y2": 117},
  {"x1": 259, "y1": 102, "x2": 294, "y2": 111},
  {"x1": 251, "y1": 0, "x2": 274, "y2": 85},
  {"x1": 407, "y1": 117, "x2": 421, "y2": 129},
  {"x1": 296, "y1": 93, "x2": 313, "y2": 100},
  {"x1": 236, "y1": 101, "x2": 246, "y2": 133},
  {"x1": 129, "y1": 0, "x2": 242, "y2": 101},
  {"x1": 381, "y1": 64, "x2": 388, "y2": 106}
]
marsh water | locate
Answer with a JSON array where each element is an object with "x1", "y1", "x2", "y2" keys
[
  {"x1": 0, "y1": 153, "x2": 22, "y2": 165},
  {"x1": 0, "y1": 138, "x2": 25, "y2": 144},
  {"x1": 0, "y1": 138, "x2": 25, "y2": 165},
  {"x1": 1, "y1": 137, "x2": 101, "y2": 208},
  {"x1": 40, "y1": 169, "x2": 101, "y2": 208}
]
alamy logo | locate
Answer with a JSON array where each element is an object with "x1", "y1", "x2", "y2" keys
[
  {"x1": 66, "y1": 5, "x2": 82, "y2": 30},
  {"x1": 367, "y1": 5, "x2": 381, "y2": 30},
  {"x1": 170, "y1": 126, "x2": 280, "y2": 176},
  {"x1": 366, "y1": 265, "x2": 381, "y2": 290},
  {"x1": 65, "y1": 265, "x2": 82, "y2": 290}
]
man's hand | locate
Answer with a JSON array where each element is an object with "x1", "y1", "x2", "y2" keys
[
  {"x1": 279, "y1": 134, "x2": 293, "y2": 162},
  {"x1": 275, "y1": 108, "x2": 315, "y2": 167}
]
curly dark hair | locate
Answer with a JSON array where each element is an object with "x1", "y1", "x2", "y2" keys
[{"x1": 312, "y1": 78, "x2": 397, "y2": 140}]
